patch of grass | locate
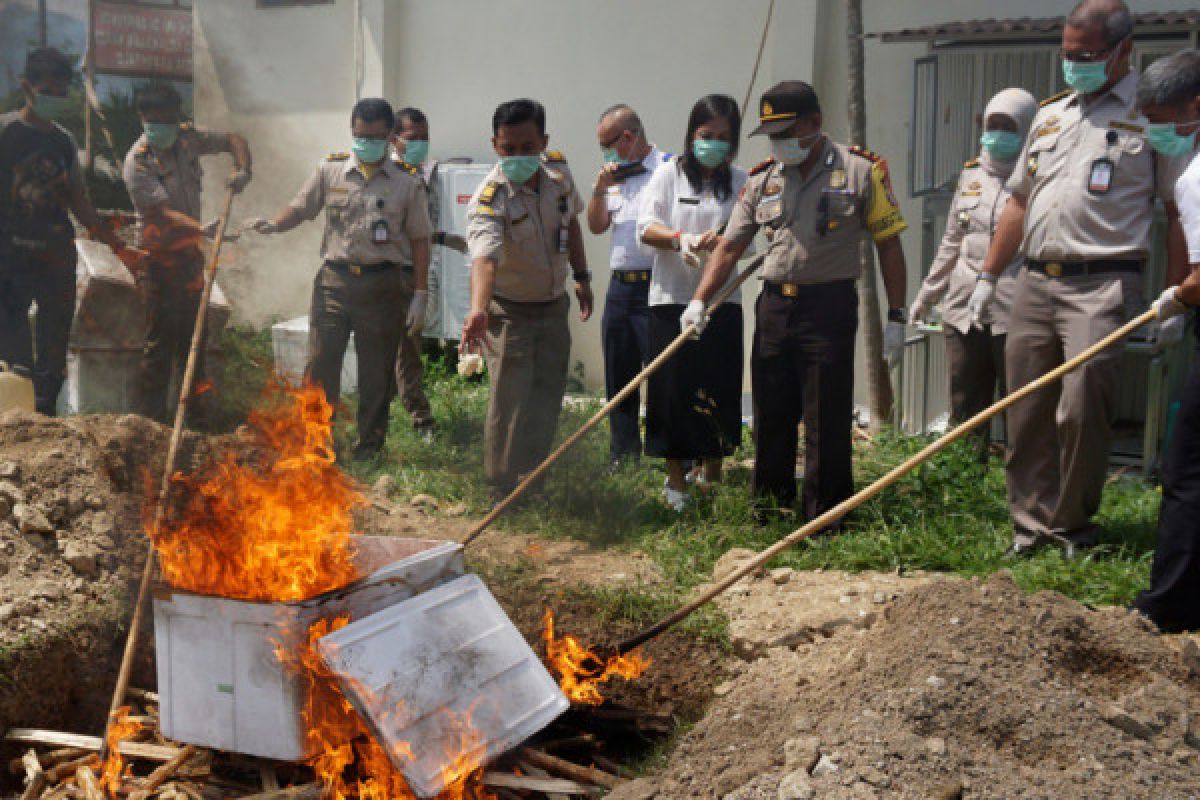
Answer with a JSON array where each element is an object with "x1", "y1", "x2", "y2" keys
[{"x1": 207, "y1": 325, "x2": 276, "y2": 432}]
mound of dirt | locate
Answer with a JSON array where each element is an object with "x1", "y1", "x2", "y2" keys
[{"x1": 611, "y1": 571, "x2": 1200, "y2": 800}]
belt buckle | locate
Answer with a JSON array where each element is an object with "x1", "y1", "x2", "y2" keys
[
  {"x1": 1045, "y1": 262, "x2": 1063, "y2": 278},
  {"x1": 781, "y1": 283, "x2": 799, "y2": 298},
  {"x1": 350, "y1": 264, "x2": 362, "y2": 277}
]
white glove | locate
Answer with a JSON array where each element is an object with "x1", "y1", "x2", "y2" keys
[
  {"x1": 247, "y1": 217, "x2": 277, "y2": 235},
  {"x1": 1154, "y1": 316, "x2": 1187, "y2": 353},
  {"x1": 406, "y1": 289, "x2": 428, "y2": 338},
  {"x1": 679, "y1": 233, "x2": 705, "y2": 269},
  {"x1": 680, "y1": 299, "x2": 707, "y2": 337},
  {"x1": 1153, "y1": 286, "x2": 1189, "y2": 322},
  {"x1": 968, "y1": 278, "x2": 996, "y2": 329},
  {"x1": 908, "y1": 295, "x2": 932, "y2": 327},
  {"x1": 884, "y1": 320, "x2": 906, "y2": 368}
]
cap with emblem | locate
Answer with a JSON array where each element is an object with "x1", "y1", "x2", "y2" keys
[{"x1": 750, "y1": 81, "x2": 821, "y2": 137}]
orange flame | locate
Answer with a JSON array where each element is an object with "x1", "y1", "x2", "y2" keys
[
  {"x1": 275, "y1": 617, "x2": 495, "y2": 800},
  {"x1": 542, "y1": 609, "x2": 650, "y2": 706},
  {"x1": 147, "y1": 380, "x2": 364, "y2": 602},
  {"x1": 192, "y1": 378, "x2": 215, "y2": 397},
  {"x1": 99, "y1": 706, "x2": 144, "y2": 797}
]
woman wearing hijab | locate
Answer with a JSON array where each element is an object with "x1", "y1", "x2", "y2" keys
[
  {"x1": 909, "y1": 88, "x2": 1037, "y2": 456},
  {"x1": 637, "y1": 94, "x2": 748, "y2": 512}
]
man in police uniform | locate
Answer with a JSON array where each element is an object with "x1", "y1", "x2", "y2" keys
[
  {"x1": 123, "y1": 83, "x2": 252, "y2": 424},
  {"x1": 587, "y1": 103, "x2": 670, "y2": 466},
  {"x1": 686, "y1": 81, "x2": 909, "y2": 524},
  {"x1": 460, "y1": 98, "x2": 592, "y2": 499},
  {"x1": 971, "y1": 0, "x2": 1188, "y2": 556},
  {"x1": 249, "y1": 98, "x2": 432, "y2": 461}
]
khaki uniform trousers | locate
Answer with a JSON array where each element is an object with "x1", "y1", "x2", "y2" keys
[
  {"x1": 392, "y1": 329, "x2": 433, "y2": 429},
  {"x1": 944, "y1": 326, "x2": 1007, "y2": 461},
  {"x1": 482, "y1": 294, "x2": 571, "y2": 492},
  {"x1": 1004, "y1": 267, "x2": 1140, "y2": 544},
  {"x1": 136, "y1": 249, "x2": 207, "y2": 425}
]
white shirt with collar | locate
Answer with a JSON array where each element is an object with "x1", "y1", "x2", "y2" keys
[{"x1": 605, "y1": 145, "x2": 671, "y2": 270}]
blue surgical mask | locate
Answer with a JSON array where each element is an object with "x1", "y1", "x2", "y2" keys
[
  {"x1": 352, "y1": 136, "x2": 388, "y2": 164},
  {"x1": 980, "y1": 130, "x2": 1024, "y2": 160},
  {"x1": 500, "y1": 155, "x2": 541, "y2": 184},
  {"x1": 1147, "y1": 122, "x2": 1198, "y2": 158},
  {"x1": 769, "y1": 137, "x2": 812, "y2": 166},
  {"x1": 31, "y1": 91, "x2": 71, "y2": 121},
  {"x1": 144, "y1": 122, "x2": 179, "y2": 150},
  {"x1": 1062, "y1": 57, "x2": 1109, "y2": 94},
  {"x1": 602, "y1": 148, "x2": 622, "y2": 164},
  {"x1": 403, "y1": 139, "x2": 429, "y2": 165},
  {"x1": 692, "y1": 139, "x2": 731, "y2": 168}
]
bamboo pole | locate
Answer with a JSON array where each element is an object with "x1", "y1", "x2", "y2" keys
[
  {"x1": 99, "y1": 187, "x2": 238, "y2": 761},
  {"x1": 614, "y1": 308, "x2": 1159, "y2": 655},
  {"x1": 460, "y1": 254, "x2": 766, "y2": 548}
]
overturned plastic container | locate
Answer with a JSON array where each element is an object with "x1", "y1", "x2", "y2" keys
[{"x1": 151, "y1": 535, "x2": 464, "y2": 762}]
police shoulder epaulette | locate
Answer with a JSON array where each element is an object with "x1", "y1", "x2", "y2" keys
[
  {"x1": 391, "y1": 158, "x2": 418, "y2": 175},
  {"x1": 749, "y1": 157, "x2": 776, "y2": 176},
  {"x1": 963, "y1": 158, "x2": 980, "y2": 169},
  {"x1": 179, "y1": 122, "x2": 194, "y2": 132},
  {"x1": 479, "y1": 181, "x2": 499, "y2": 206},
  {"x1": 326, "y1": 152, "x2": 351, "y2": 161},
  {"x1": 848, "y1": 144, "x2": 881, "y2": 163},
  {"x1": 543, "y1": 150, "x2": 566, "y2": 163},
  {"x1": 1040, "y1": 89, "x2": 1071, "y2": 108}
]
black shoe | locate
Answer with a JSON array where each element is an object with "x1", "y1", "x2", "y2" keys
[
  {"x1": 414, "y1": 421, "x2": 436, "y2": 444},
  {"x1": 351, "y1": 444, "x2": 383, "y2": 463}
]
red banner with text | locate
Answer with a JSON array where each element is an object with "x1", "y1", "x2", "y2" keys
[{"x1": 93, "y1": 2, "x2": 192, "y2": 81}]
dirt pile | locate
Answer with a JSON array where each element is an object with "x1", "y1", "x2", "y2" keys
[{"x1": 611, "y1": 571, "x2": 1200, "y2": 800}]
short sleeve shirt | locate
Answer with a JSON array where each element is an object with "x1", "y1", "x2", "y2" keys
[
  {"x1": 1174, "y1": 152, "x2": 1200, "y2": 263},
  {"x1": 0, "y1": 112, "x2": 84, "y2": 254},
  {"x1": 287, "y1": 154, "x2": 433, "y2": 265},
  {"x1": 724, "y1": 138, "x2": 907, "y2": 285},
  {"x1": 602, "y1": 145, "x2": 671, "y2": 270},
  {"x1": 1008, "y1": 72, "x2": 1187, "y2": 261},
  {"x1": 466, "y1": 154, "x2": 585, "y2": 303},
  {"x1": 123, "y1": 125, "x2": 229, "y2": 223}
]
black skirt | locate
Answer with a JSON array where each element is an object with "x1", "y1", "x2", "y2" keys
[{"x1": 645, "y1": 302, "x2": 744, "y2": 459}]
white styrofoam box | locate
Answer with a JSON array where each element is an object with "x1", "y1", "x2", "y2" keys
[
  {"x1": 316, "y1": 573, "x2": 569, "y2": 798},
  {"x1": 270, "y1": 316, "x2": 357, "y2": 393},
  {"x1": 60, "y1": 346, "x2": 224, "y2": 415},
  {"x1": 152, "y1": 536, "x2": 464, "y2": 762},
  {"x1": 428, "y1": 164, "x2": 492, "y2": 340}
]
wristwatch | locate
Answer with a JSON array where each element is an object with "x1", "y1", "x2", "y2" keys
[
  {"x1": 887, "y1": 308, "x2": 906, "y2": 324},
  {"x1": 573, "y1": 270, "x2": 592, "y2": 283}
]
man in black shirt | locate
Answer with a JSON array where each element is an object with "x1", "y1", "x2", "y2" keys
[{"x1": 0, "y1": 48, "x2": 132, "y2": 414}]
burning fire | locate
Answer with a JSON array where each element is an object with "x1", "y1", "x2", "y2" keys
[
  {"x1": 542, "y1": 609, "x2": 650, "y2": 706},
  {"x1": 99, "y1": 706, "x2": 144, "y2": 797},
  {"x1": 276, "y1": 617, "x2": 495, "y2": 800},
  {"x1": 147, "y1": 381, "x2": 364, "y2": 602}
]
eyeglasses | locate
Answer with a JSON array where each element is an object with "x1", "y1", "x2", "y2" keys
[
  {"x1": 600, "y1": 128, "x2": 640, "y2": 150},
  {"x1": 1060, "y1": 38, "x2": 1125, "y2": 63}
]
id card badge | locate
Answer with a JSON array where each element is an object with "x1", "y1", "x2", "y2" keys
[
  {"x1": 1088, "y1": 158, "x2": 1114, "y2": 194},
  {"x1": 755, "y1": 190, "x2": 783, "y2": 225}
]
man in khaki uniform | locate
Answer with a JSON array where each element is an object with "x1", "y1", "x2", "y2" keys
[
  {"x1": 460, "y1": 98, "x2": 592, "y2": 498},
  {"x1": 249, "y1": 98, "x2": 432, "y2": 461},
  {"x1": 687, "y1": 81, "x2": 909, "y2": 524},
  {"x1": 972, "y1": 0, "x2": 1188, "y2": 555},
  {"x1": 123, "y1": 83, "x2": 252, "y2": 423}
]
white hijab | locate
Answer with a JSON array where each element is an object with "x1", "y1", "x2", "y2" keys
[{"x1": 980, "y1": 87, "x2": 1037, "y2": 178}]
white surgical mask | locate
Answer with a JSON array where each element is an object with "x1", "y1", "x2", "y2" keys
[{"x1": 770, "y1": 137, "x2": 811, "y2": 165}]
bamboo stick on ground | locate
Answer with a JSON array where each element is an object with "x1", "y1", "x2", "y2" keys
[
  {"x1": 9, "y1": 747, "x2": 84, "y2": 775},
  {"x1": 19, "y1": 750, "x2": 47, "y2": 800},
  {"x1": 46, "y1": 755, "x2": 101, "y2": 785},
  {"x1": 517, "y1": 747, "x2": 620, "y2": 790},
  {"x1": 127, "y1": 744, "x2": 197, "y2": 800},
  {"x1": 76, "y1": 765, "x2": 104, "y2": 800}
]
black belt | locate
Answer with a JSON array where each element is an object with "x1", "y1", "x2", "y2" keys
[
  {"x1": 1027, "y1": 259, "x2": 1141, "y2": 278},
  {"x1": 324, "y1": 260, "x2": 410, "y2": 276},
  {"x1": 764, "y1": 279, "x2": 855, "y2": 298},
  {"x1": 612, "y1": 270, "x2": 650, "y2": 284}
]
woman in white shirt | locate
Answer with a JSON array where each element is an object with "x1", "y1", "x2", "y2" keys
[{"x1": 638, "y1": 94, "x2": 747, "y2": 512}]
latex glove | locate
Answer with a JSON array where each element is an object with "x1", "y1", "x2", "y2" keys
[
  {"x1": 441, "y1": 233, "x2": 468, "y2": 254},
  {"x1": 908, "y1": 295, "x2": 933, "y2": 327},
  {"x1": 1153, "y1": 286, "x2": 1189, "y2": 322},
  {"x1": 247, "y1": 217, "x2": 278, "y2": 235},
  {"x1": 679, "y1": 232, "x2": 705, "y2": 269},
  {"x1": 406, "y1": 289, "x2": 428, "y2": 338},
  {"x1": 884, "y1": 320, "x2": 906, "y2": 368},
  {"x1": 968, "y1": 279, "x2": 996, "y2": 329},
  {"x1": 680, "y1": 299, "x2": 707, "y2": 337},
  {"x1": 1154, "y1": 315, "x2": 1187, "y2": 353},
  {"x1": 226, "y1": 169, "x2": 252, "y2": 194}
]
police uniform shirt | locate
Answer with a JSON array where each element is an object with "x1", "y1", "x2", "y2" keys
[
  {"x1": 288, "y1": 153, "x2": 433, "y2": 266},
  {"x1": 922, "y1": 161, "x2": 1021, "y2": 335},
  {"x1": 602, "y1": 145, "x2": 670, "y2": 270},
  {"x1": 724, "y1": 138, "x2": 907, "y2": 285},
  {"x1": 123, "y1": 124, "x2": 230, "y2": 223},
  {"x1": 466, "y1": 153, "x2": 584, "y2": 304},
  {"x1": 1176, "y1": 150, "x2": 1200, "y2": 263},
  {"x1": 636, "y1": 157, "x2": 749, "y2": 306},
  {"x1": 1009, "y1": 72, "x2": 1187, "y2": 262}
]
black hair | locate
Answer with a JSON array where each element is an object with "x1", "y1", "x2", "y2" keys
[
  {"x1": 681, "y1": 94, "x2": 741, "y2": 201},
  {"x1": 492, "y1": 98, "x2": 546, "y2": 136},
  {"x1": 1137, "y1": 50, "x2": 1200, "y2": 109},
  {"x1": 1067, "y1": 0, "x2": 1134, "y2": 46},
  {"x1": 23, "y1": 47, "x2": 73, "y2": 85},
  {"x1": 135, "y1": 83, "x2": 183, "y2": 115},
  {"x1": 351, "y1": 97, "x2": 395, "y2": 131},
  {"x1": 394, "y1": 106, "x2": 428, "y2": 132}
]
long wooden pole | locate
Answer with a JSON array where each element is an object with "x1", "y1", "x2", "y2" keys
[
  {"x1": 614, "y1": 308, "x2": 1159, "y2": 655},
  {"x1": 99, "y1": 187, "x2": 238, "y2": 761},
  {"x1": 460, "y1": 254, "x2": 767, "y2": 548}
]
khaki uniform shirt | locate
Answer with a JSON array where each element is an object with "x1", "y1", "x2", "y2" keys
[
  {"x1": 466, "y1": 154, "x2": 584, "y2": 303},
  {"x1": 917, "y1": 161, "x2": 1021, "y2": 335},
  {"x1": 123, "y1": 124, "x2": 229, "y2": 223},
  {"x1": 1009, "y1": 72, "x2": 1186, "y2": 261},
  {"x1": 725, "y1": 138, "x2": 907, "y2": 284},
  {"x1": 287, "y1": 153, "x2": 432, "y2": 265}
]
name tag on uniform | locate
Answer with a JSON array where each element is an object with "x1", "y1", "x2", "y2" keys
[
  {"x1": 677, "y1": 196, "x2": 700, "y2": 205},
  {"x1": 756, "y1": 186, "x2": 784, "y2": 224},
  {"x1": 1088, "y1": 158, "x2": 1114, "y2": 194}
]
